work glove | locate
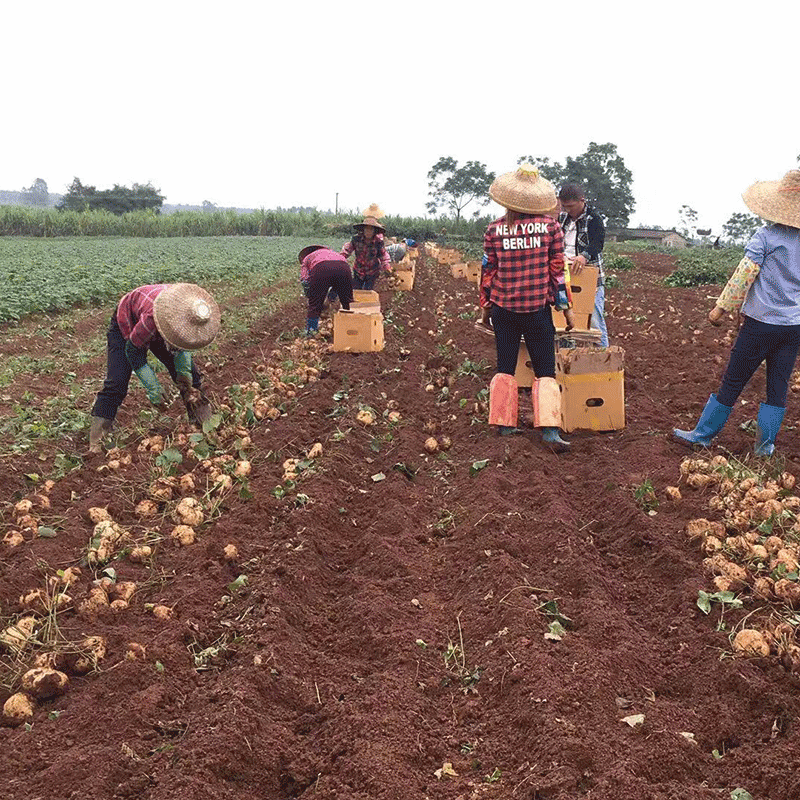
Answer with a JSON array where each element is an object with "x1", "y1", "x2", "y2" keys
[{"x1": 134, "y1": 364, "x2": 168, "y2": 410}]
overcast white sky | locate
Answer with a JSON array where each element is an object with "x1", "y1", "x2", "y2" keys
[{"x1": 4, "y1": 1, "x2": 798, "y2": 233}]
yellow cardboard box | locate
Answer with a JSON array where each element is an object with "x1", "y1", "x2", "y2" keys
[
  {"x1": 556, "y1": 346, "x2": 625, "y2": 432},
  {"x1": 451, "y1": 263, "x2": 467, "y2": 279},
  {"x1": 333, "y1": 310, "x2": 384, "y2": 352},
  {"x1": 392, "y1": 268, "x2": 415, "y2": 291},
  {"x1": 567, "y1": 266, "x2": 599, "y2": 316},
  {"x1": 353, "y1": 289, "x2": 380, "y2": 304}
]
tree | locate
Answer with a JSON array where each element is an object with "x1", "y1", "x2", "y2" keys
[
  {"x1": 426, "y1": 157, "x2": 495, "y2": 222},
  {"x1": 677, "y1": 204, "x2": 698, "y2": 239},
  {"x1": 519, "y1": 143, "x2": 634, "y2": 226},
  {"x1": 723, "y1": 211, "x2": 763, "y2": 245},
  {"x1": 57, "y1": 177, "x2": 98, "y2": 211},
  {"x1": 22, "y1": 178, "x2": 49, "y2": 206},
  {"x1": 202, "y1": 200, "x2": 217, "y2": 213},
  {"x1": 57, "y1": 178, "x2": 164, "y2": 214}
]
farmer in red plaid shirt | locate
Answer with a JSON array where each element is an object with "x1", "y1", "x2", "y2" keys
[
  {"x1": 89, "y1": 284, "x2": 220, "y2": 452},
  {"x1": 484, "y1": 165, "x2": 574, "y2": 449}
]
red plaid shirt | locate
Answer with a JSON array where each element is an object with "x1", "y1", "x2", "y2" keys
[
  {"x1": 483, "y1": 215, "x2": 567, "y2": 313},
  {"x1": 340, "y1": 233, "x2": 391, "y2": 279},
  {"x1": 116, "y1": 284, "x2": 167, "y2": 349}
]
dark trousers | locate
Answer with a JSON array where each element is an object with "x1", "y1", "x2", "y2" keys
[
  {"x1": 308, "y1": 261, "x2": 353, "y2": 320},
  {"x1": 491, "y1": 303, "x2": 556, "y2": 378},
  {"x1": 353, "y1": 274, "x2": 377, "y2": 291},
  {"x1": 92, "y1": 312, "x2": 202, "y2": 420},
  {"x1": 717, "y1": 315, "x2": 800, "y2": 408}
]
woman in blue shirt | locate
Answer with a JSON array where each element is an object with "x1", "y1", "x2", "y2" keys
[{"x1": 674, "y1": 169, "x2": 800, "y2": 455}]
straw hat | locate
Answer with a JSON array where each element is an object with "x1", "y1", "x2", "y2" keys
[
  {"x1": 489, "y1": 164, "x2": 558, "y2": 215},
  {"x1": 353, "y1": 216, "x2": 386, "y2": 232},
  {"x1": 153, "y1": 284, "x2": 220, "y2": 351},
  {"x1": 360, "y1": 203, "x2": 386, "y2": 219},
  {"x1": 743, "y1": 170, "x2": 800, "y2": 228},
  {"x1": 298, "y1": 244, "x2": 325, "y2": 263}
]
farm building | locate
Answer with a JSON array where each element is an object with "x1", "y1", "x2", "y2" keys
[{"x1": 606, "y1": 227, "x2": 688, "y2": 248}]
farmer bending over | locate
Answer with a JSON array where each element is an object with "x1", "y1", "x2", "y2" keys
[
  {"x1": 299, "y1": 245, "x2": 354, "y2": 335},
  {"x1": 89, "y1": 283, "x2": 220, "y2": 452}
]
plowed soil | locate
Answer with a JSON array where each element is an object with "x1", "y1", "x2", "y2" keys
[{"x1": 3, "y1": 248, "x2": 800, "y2": 800}]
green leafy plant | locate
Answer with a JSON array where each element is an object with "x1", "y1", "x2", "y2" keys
[{"x1": 632, "y1": 479, "x2": 658, "y2": 513}]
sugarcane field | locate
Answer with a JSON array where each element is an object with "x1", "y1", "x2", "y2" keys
[{"x1": 1, "y1": 214, "x2": 800, "y2": 800}]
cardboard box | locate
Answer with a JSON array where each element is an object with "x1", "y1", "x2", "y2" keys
[
  {"x1": 514, "y1": 342, "x2": 536, "y2": 389},
  {"x1": 551, "y1": 309, "x2": 594, "y2": 332},
  {"x1": 353, "y1": 289, "x2": 379, "y2": 305},
  {"x1": 567, "y1": 266, "x2": 599, "y2": 316},
  {"x1": 394, "y1": 256, "x2": 414, "y2": 272},
  {"x1": 349, "y1": 302, "x2": 381, "y2": 314},
  {"x1": 333, "y1": 310, "x2": 384, "y2": 352},
  {"x1": 557, "y1": 346, "x2": 625, "y2": 432},
  {"x1": 451, "y1": 263, "x2": 467, "y2": 279},
  {"x1": 559, "y1": 371, "x2": 625, "y2": 432},
  {"x1": 467, "y1": 264, "x2": 481, "y2": 284},
  {"x1": 392, "y1": 268, "x2": 415, "y2": 291}
]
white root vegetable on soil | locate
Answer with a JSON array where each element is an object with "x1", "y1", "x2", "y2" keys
[
  {"x1": 733, "y1": 629, "x2": 770, "y2": 657},
  {"x1": 174, "y1": 497, "x2": 204, "y2": 527},
  {"x1": 21, "y1": 668, "x2": 69, "y2": 699},
  {"x1": 171, "y1": 525, "x2": 196, "y2": 546},
  {"x1": 3, "y1": 693, "x2": 35, "y2": 726}
]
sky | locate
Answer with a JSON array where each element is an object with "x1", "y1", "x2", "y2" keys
[{"x1": 4, "y1": 0, "x2": 798, "y2": 234}]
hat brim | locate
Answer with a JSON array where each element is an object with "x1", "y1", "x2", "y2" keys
[
  {"x1": 153, "y1": 284, "x2": 221, "y2": 351},
  {"x1": 298, "y1": 244, "x2": 325, "y2": 263},
  {"x1": 354, "y1": 222, "x2": 386, "y2": 232},
  {"x1": 742, "y1": 181, "x2": 800, "y2": 228},
  {"x1": 489, "y1": 187, "x2": 558, "y2": 215}
]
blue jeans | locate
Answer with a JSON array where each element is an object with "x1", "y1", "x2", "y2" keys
[
  {"x1": 353, "y1": 274, "x2": 377, "y2": 291},
  {"x1": 591, "y1": 283, "x2": 608, "y2": 347},
  {"x1": 717, "y1": 315, "x2": 800, "y2": 408}
]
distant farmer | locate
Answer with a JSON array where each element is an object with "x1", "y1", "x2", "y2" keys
[
  {"x1": 299, "y1": 244, "x2": 353, "y2": 335},
  {"x1": 89, "y1": 284, "x2": 220, "y2": 452},
  {"x1": 483, "y1": 164, "x2": 574, "y2": 450},
  {"x1": 341, "y1": 215, "x2": 392, "y2": 290},
  {"x1": 557, "y1": 184, "x2": 607, "y2": 346},
  {"x1": 674, "y1": 169, "x2": 800, "y2": 456},
  {"x1": 386, "y1": 240, "x2": 407, "y2": 262}
]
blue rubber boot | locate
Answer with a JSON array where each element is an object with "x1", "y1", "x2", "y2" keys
[
  {"x1": 305, "y1": 317, "x2": 319, "y2": 336},
  {"x1": 673, "y1": 394, "x2": 732, "y2": 447},
  {"x1": 542, "y1": 427, "x2": 570, "y2": 451},
  {"x1": 755, "y1": 402, "x2": 786, "y2": 456}
]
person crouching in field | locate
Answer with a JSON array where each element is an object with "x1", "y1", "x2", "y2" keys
[
  {"x1": 484, "y1": 164, "x2": 575, "y2": 449},
  {"x1": 89, "y1": 283, "x2": 220, "y2": 452},
  {"x1": 340, "y1": 216, "x2": 393, "y2": 290},
  {"x1": 299, "y1": 245, "x2": 354, "y2": 335},
  {"x1": 673, "y1": 170, "x2": 800, "y2": 456}
]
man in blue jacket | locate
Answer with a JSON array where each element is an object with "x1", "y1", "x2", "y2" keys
[{"x1": 558, "y1": 184, "x2": 608, "y2": 346}]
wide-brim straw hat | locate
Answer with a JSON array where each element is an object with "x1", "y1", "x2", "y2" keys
[
  {"x1": 153, "y1": 284, "x2": 221, "y2": 351},
  {"x1": 489, "y1": 164, "x2": 558, "y2": 215},
  {"x1": 743, "y1": 170, "x2": 800, "y2": 228},
  {"x1": 360, "y1": 203, "x2": 386, "y2": 219},
  {"x1": 353, "y1": 215, "x2": 386, "y2": 232},
  {"x1": 298, "y1": 244, "x2": 325, "y2": 263}
]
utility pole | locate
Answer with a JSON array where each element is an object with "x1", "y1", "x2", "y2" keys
[{"x1": 335, "y1": 193, "x2": 339, "y2": 214}]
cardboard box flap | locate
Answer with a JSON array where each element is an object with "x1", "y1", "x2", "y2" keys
[{"x1": 558, "y1": 346, "x2": 625, "y2": 374}]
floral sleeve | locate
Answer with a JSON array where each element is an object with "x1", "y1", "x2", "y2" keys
[{"x1": 716, "y1": 256, "x2": 760, "y2": 312}]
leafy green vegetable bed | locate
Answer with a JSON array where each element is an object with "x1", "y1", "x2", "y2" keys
[{"x1": 0, "y1": 236, "x2": 343, "y2": 322}]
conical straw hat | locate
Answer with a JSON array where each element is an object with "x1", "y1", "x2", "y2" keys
[
  {"x1": 743, "y1": 170, "x2": 800, "y2": 228},
  {"x1": 153, "y1": 284, "x2": 221, "y2": 351},
  {"x1": 353, "y1": 216, "x2": 386, "y2": 232},
  {"x1": 489, "y1": 164, "x2": 558, "y2": 215},
  {"x1": 361, "y1": 203, "x2": 386, "y2": 219}
]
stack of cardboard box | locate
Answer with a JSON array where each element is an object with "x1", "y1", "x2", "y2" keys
[{"x1": 333, "y1": 289, "x2": 384, "y2": 352}]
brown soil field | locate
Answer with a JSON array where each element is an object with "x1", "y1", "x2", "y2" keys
[{"x1": 2, "y1": 248, "x2": 800, "y2": 800}]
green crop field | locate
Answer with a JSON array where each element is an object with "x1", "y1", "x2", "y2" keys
[{"x1": 0, "y1": 236, "x2": 344, "y2": 323}]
